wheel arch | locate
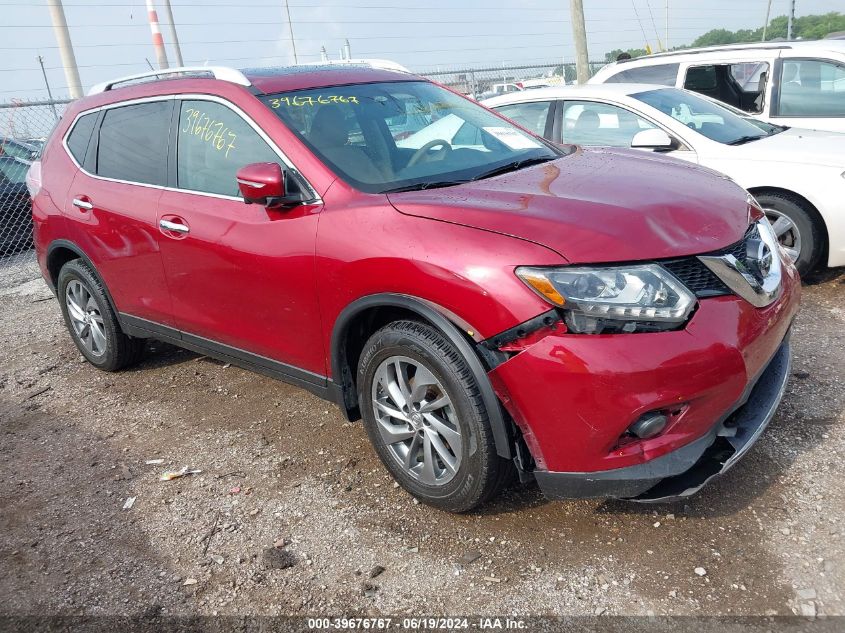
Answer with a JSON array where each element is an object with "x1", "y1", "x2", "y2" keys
[
  {"x1": 747, "y1": 186, "x2": 829, "y2": 264},
  {"x1": 330, "y1": 293, "x2": 513, "y2": 459},
  {"x1": 46, "y1": 239, "x2": 123, "y2": 325}
]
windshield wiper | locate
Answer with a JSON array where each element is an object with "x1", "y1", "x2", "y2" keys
[
  {"x1": 727, "y1": 134, "x2": 766, "y2": 146},
  {"x1": 381, "y1": 180, "x2": 469, "y2": 194},
  {"x1": 471, "y1": 156, "x2": 556, "y2": 182}
]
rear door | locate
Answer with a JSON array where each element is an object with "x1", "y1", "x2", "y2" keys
[
  {"x1": 156, "y1": 96, "x2": 325, "y2": 378},
  {"x1": 63, "y1": 99, "x2": 175, "y2": 326}
]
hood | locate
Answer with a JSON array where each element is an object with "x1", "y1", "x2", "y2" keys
[
  {"x1": 387, "y1": 147, "x2": 751, "y2": 264},
  {"x1": 732, "y1": 128, "x2": 845, "y2": 168}
]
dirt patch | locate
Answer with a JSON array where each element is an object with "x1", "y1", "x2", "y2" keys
[{"x1": 1, "y1": 265, "x2": 843, "y2": 617}]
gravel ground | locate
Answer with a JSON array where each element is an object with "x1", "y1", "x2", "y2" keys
[{"x1": 1, "y1": 257, "x2": 843, "y2": 620}]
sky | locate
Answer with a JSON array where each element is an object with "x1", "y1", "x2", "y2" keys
[{"x1": 0, "y1": 0, "x2": 842, "y2": 100}]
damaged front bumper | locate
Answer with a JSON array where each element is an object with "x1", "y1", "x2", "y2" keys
[{"x1": 533, "y1": 337, "x2": 791, "y2": 502}]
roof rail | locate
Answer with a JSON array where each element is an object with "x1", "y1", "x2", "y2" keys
[
  {"x1": 88, "y1": 66, "x2": 251, "y2": 96},
  {"x1": 622, "y1": 43, "x2": 791, "y2": 62}
]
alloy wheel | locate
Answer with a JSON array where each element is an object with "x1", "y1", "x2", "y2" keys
[
  {"x1": 371, "y1": 356, "x2": 462, "y2": 486},
  {"x1": 764, "y1": 208, "x2": 801, "y2": 264},
  {"x1": 65, "y1": 280, "x2": 107, "y2": 357}
]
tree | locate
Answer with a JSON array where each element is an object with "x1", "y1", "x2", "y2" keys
[{"x1": 604, "y1": 48, "x2": 648, "y2": 63}]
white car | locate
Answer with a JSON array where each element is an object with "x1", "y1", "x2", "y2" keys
[
  {"x1": 588, "y1": 40, "x2": 845, "y2": 133},
  {"x1": 484, "y1": 84, "x2": 845, "y2": 275}
]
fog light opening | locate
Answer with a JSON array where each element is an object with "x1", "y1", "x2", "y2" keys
[{"x1": 628, "y1": 412, "x2": 669, "y2": 439}]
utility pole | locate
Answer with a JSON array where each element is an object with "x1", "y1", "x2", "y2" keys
[
  {"x1": 762, "y1": 0, "x2": 773, "y2": 41},
  {"x1": 787, "y1": 0, "x2": 796, "y2": 40},
  {"x1": 665, "y1": 0, "x2": 669, "y2": 49},
  {"x1": 145, "y1": 0, "x2": 169, "y2": 69},
  {"x1": 46, "y1": 0, "x2": 83, "y2": 99},
  {"x1": 284, "y1": 0, "x2": 299, "y2": 64},
  {"x1": 570, "y1": 0, "x2": 590, "y2": 85},
  {"x1": 37, "y1": 56, "x2": 59, "y2": 120},
  {"x1": 160, "y1": 0, "x2": 183, "y2": 66}
]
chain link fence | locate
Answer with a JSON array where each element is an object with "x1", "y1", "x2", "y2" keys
[
  {"x1": 419, "y1": 60, "x2": 607, "y2": 97},
  {"x1": 1, "y1": 98, "x2": 71, "y2": 288}
]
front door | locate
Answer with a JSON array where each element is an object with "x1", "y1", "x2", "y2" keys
[
  {"x1": 157, "y1": 98, "x2": 325, "y2": 379},
  {"x1": 770, "y1": 57, "x2": 845, "y2": 132}
]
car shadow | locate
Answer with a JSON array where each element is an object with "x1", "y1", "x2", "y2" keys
[{"x1": 802, "y1": 265, "x2": 844, "y2": 286}]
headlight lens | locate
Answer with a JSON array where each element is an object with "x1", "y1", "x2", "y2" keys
[{"x1": 516, "y1": 264, "x2": 696, "y2": 334}]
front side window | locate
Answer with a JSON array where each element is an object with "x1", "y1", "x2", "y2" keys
[
  {"x1": 633, "y1": 87, "x2": 782, "y2": 145},
  {"x1": 260, "y1": 81, "x2": 562, "y2": 193},
  {"x1": 493, "y1": 101, "x2": 553, "y2": 137},
  {"x1": 176, "y1": 100, "x2": 280, "y2": 197},
  {"x1": 605, "y1": 63, "x2": 679, "y2": 86},
  {"x1": 561, "y1": 101, "x2": 656, "y2": 147},
  {"x1": 97, "y1": 101, "x2": 171, "y2": 186},
  {"x1": 777, "y1": 59, "x2": 845, "y2": 116}
]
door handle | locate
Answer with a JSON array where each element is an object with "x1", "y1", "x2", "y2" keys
[
  {"x1": 159, "y1": 219, "x2": 190, "y2": 234},
  {"x1": 72, "y1": 198, "x2": 93, "y2": 211}
]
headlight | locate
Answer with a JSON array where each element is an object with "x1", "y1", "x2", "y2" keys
[{"x1": 516, "y1": 264, "x2": 696, "y2": 334}]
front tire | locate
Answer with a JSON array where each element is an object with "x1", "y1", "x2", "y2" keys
[
  {"x1": 755, "y1": 192, "x2": 823, "y2": 276},
  {"x1": 357, "y1": 320, "x2": 510, "y2": 512},
  {"x1": 57, "y1": 259, "x2": 145, "y2": 372}
]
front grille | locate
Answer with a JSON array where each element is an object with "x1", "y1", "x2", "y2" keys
[{"x1": 662, "y1": 224, "x2": 757, "y2": 298}]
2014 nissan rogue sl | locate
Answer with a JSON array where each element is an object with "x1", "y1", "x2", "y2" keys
[{"x1": 29, "y1": 64, "x2": 800, "y2": 512}]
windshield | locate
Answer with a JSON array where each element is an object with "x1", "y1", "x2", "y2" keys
[
  {"x1": 632, "y1": 87, "x2": 776, "y2": 145},
  {"x1": 0, "y1": 158, "x2": 28, "y2": 184},
  {"x1": 261, "y1": 80, "x2": 563, "y2": 193},
  {"x1": 0, "y1": 139, "x2": 37, "y2": 162}
]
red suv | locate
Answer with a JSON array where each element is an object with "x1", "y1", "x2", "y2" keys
[{"x1": 30, "y1": 65, "x2": 800, "y2": 511}]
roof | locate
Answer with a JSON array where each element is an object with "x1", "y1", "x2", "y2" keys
[
  {"x1": 591, "y1": 40, "x2": 845, "y2": 80},
  {"x1": 616, "y1": 38, "x2": 845, "y2": 63},
  {"x1": 242, "y1": 64, "x2": 418, "y2": 94},
  {"x1": 481, "y1": 83, "x2": 664, "y2": 107}
]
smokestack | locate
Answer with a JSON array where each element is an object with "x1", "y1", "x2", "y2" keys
[
  {"x1": 343, "y1": 39, "x2": 351, "y2": 60},
  {"x1": 320, "y1": 46, "x2": 328, "y2": 62},
  {"x1": 145, "y1": 0, "x2": 169, "y2": 69}
]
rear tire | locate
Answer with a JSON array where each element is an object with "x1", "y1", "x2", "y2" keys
[
  {"x1": 57, "y1": 259, "x2": 145, "y2": 372},
  {"x1": 755, "y1": 192, "x2": 823, "y2": 276},
  {"x1": 357, "y1": 320, "x2": 511, "y2": 513}
]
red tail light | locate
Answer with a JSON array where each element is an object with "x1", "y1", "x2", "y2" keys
[{"x1": 26, "y1": 160, "x2": 42, "y2": 197}]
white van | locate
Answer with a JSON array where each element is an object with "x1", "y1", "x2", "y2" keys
[{"x1": 589, "y1": 40, "x2": 845, "y2": 132}]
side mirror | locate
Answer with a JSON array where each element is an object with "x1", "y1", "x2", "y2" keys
[
  {"x1": 236, "y1": 162, "x2": 307, "y2": 208},
  {"x1": 630, "y1": 128, "x2": 675, "y2": 151}
]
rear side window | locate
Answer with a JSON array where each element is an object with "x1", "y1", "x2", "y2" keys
[
  {"x1": 493, "y1": 101, "x2": 553, "y2": 137},
  {"x1": 97, "y1": 101, "x2": 171, "y2": 186},
  {"x1": 66, "y1": 112, "x2": 97, "y2": 164},
  {"x1": 176, "y1": 100, "x2": 279, "y2": 197},
  {"x1": 605, "y1": 63, "x2": 679, "y2": 86}
]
